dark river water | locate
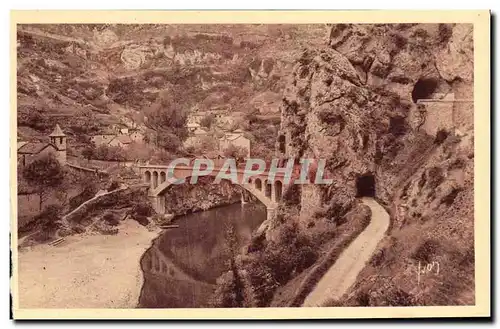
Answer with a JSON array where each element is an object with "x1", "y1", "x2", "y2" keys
[{"x1": 138, "y1": 202, "x2": 267, "y2": 308}]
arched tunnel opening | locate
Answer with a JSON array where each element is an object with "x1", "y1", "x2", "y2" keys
[
  {"x1": 411, "y1": 78, "x2": 438, "y2": 103},
  {"x1": 356, "y1": 174, "x2": 376, "y2": 197}
]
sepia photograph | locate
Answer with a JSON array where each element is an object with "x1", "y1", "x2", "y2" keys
[{"x1": 10, "y1": 10, "x2": 490, "y2": 320}]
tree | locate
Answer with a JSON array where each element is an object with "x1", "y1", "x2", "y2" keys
[
  {"x1": 23, "y1": 154, "x2": 64, "y2": 211},
  {"x1": 211, "y1": 222, "x2": 246, "y2": 307},
  {"x1": 33, "y1": 204, "x2": 63, "y2": 239},
  {"x1": 199, "y1": 113, "x2": 216, "y2": 129},
  {"x1": 81, "y1": 145, "x2": 95, "y2": 162},
  {"x1": 223, "y1": 144, "x2": 248, "y2": 164},
  {"x1": 144, "y1": 91, "x2": 189, "y2": 152},
  {"x1": 94, "y1": 144, "x2": 126, "y2": 161}
]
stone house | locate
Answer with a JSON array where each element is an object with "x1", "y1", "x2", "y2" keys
[
  {"x1": 17, "y1": 124, "x2": 67, "y2": 167},
  {"x1": 90, "y1": 133, "x2": 116, "y2": 147},
  {"x1": 219, "y1": 129, "x2": 251, "y2": 157},
  {"x1": 184, "y1": 127, "x2": 209, "y2": 148},
  {"x1": 108, "y1": 135, "x2": 133, "y2": 148}
]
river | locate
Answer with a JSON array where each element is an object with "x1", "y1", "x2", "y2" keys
[{"x1": 138, "y1": 202, "x2": 267, "y2": 308}]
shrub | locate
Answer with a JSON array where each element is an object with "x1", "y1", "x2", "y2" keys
[
  {"x1": 94, "y1": 144, "x2": 126, "y2": 161},
  {"x1": 247, "y1": 232, "x2": 266, "y2": 253},
  {"x1": 102, "y1": 212, "x2": 120, "y2": 226},
  {"x1": 434, "y1": 129, "x2": 449, "y2": 145},
  {"x1": 33, "y1": 204, "x2": 63, "y2": 235},
  {"x1": 108, "y1": 181, "x2": 121, "y2": 191},
  {"x1": 260, "y1": 222, "x2": 318, "y2": 285},
  {"x1": 438, "y1": 24, "x2": 453, "y2": 44},
  {"x1": 132, "y1": 203, "x2": 154, "y2": 217},
  {"x1": 199, "y1": 113, "x2": 216, "y2": 129},
  {"x1": 244, "y1": 263, "x2": 279, "y2": 307},
  {"x1": 383, "y1": 288, "x2": 415, "y2": 306},
  {"x1": 442, "y1": 187, "x2": 461, "y2": 206},
  {"x1": 412, "y1": 239, "x2": 441, "y2": 263},
  {"x1": 133, "y1": 215, "x2": 149, "y2": 226},
  {"x1": 23, "y1": 154, "x2": 64, "y2": 211},
  {"x1": 426, "y1": 166, "x2": 444, "y2": 190}
]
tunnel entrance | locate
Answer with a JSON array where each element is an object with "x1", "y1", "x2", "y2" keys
[
  {"x1": 411, "y1": 78, "x2": 438, "y2": 103},
  {"x1": 356, "y1": 174, "x2": 376, "y2": 197}
]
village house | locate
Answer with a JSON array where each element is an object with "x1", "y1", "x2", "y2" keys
[
  {"x1": 129, "y1": 129, "x2": 144, "y2": 143},
  {"x1": 219, "y1": 129, "x2": 251, "y2": 157},
  {"x1": 90, "y1": 127, "x2": 116, "y2": 147},
  {"x1": 187, "y1": 113, "x2": 205, "y2": 125},
  {"x1": 90, "y1": 126, "x2": 144, "y2": 148},
  {"x1": 184, "y1": 127, "x2": 209, "y2": 148},
  {"x1": 17, "y1": 124, "x2": 67, "y2": 167},
  {"x1": 108, "y1": 134, "x2": 133, "y2": 148}
]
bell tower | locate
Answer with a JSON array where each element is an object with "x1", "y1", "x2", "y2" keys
[{"x1": 49, "y1": 123, "x2": 67, "y2": 165}]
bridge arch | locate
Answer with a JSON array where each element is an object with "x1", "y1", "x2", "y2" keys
[
  {"x1": 264, "y1": 179, "x2": 272, "y2": 198},
  {"x1": 274, "y1": 180, "x2": 283, "y2": 201},
  {"x1": 144, "y1": 171, "x2": 151, "y2": 184},
  {"x1": 254, "y1": 178, "x2": 262, "y2": 191},
  {"x1": 152, "y1": 175, "x2": 275, "y2": 210},
  {"x1": 152, "y1": 171, "x2": 159, "y2": 189},
  {"x1": 160, "y1": 171, "x2": 166, "y2": 184}
]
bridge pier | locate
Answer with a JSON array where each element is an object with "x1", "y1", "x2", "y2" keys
[{"x1": 150, "y1": 195, "x2": 165, "y2": 214}]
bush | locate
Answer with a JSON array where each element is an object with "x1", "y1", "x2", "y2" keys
[
  {"x1": 434, "y1": 129, "x2": 449, "y2": 145},
  {"x1": 426, "y1": 166, "x2": 444, "y2": 190},
  {"x1": 412, "y1": 239, "x2": 441, "y2": 263},
  {"x1": 102, "y1": 212, "x2": 120, "y2": 226},
  {"x1": 108, "y1": 181, "x2": 121, "y2": 191},
  {"x1": 132, "y1": 203, "x2": 154, "y2": 217},
  {"x1": 94, "y1": 144, "x2": 126, "y2": 161},
  {"x1": 134, "y1": 215, "x2": 149, "y2": 226},
  {"x1": 199, "y1": 113, "x2": 216, "y2": 129},
  {"x1": 33, "y1": 204, "x2": 63, "y2": 235},
  {"x1": 438, "y1": 24, "x2": 453, "y2": 44},
  {"x1": 260, "y1": 222, "x2": 318, "y2": 285}
]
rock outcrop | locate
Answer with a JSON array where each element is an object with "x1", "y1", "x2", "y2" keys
[{"x1": 277, "y1": 23, "x2": 474, "y2": 306}]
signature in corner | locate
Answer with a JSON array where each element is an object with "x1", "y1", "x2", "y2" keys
[{"x1": 417, "y1": 261, "x2": 440, "y2": 286}]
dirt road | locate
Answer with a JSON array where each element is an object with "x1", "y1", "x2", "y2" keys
[{"x1": 302, "y1": 197, "x2": 390, "y2": 307}]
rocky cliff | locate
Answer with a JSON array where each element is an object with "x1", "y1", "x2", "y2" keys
[{"x1": 277, "y1": 23, "x2": 474, "y2": 306}]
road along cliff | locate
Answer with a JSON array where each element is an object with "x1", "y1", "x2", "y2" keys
[{"x1": 303, "y1": 197, "x2": 390, "y2": 307}]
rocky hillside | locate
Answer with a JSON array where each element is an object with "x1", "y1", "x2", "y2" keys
[
  {"x1": 17, "y1": 24, "x2": 326, "y2": 146},
  {"x1": 275, "y1": 23, "x2": 474, "y2": 306}
]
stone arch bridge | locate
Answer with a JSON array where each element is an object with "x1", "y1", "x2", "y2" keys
[{"x1": 139, "y1": 164, "x2": 286, "y2": 220}]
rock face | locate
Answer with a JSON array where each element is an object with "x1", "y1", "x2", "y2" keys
[
  {"x1": 162, "y1": 177, "x2": 250, "y2": 216},
  {"x1": 278, "y1": 23, "x2": 474, "y2": 305}
]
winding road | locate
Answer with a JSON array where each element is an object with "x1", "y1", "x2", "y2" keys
[{"x1": 302, "y1": 197, "x2": 390, "y2": 307}]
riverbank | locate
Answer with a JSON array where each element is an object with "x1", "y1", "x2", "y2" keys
[{"x1": 17, "y1": 218, "x2": 160, "y2": 309}]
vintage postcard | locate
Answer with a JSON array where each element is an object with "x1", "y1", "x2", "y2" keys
[{"x1": 10, "y1": 10, "x2": 490, "y2": 320}]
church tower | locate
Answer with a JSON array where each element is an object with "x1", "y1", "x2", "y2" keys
[{"x1": 49, "y1": 124, "x2": 67, "y2": 165}]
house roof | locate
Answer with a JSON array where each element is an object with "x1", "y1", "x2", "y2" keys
[
  {"x1": 17, "y1": 141, "x2": 29, "y2": 150},
  {"x1": 220, "y1": 132, "x2": 247, "y2": 141},
  {"x1": 193, "y1": 128, "x2": 208, "y2": 136},
  {"x1": 49, "y1": 124, "x2": 66, "y2": 137},
  {"x1": 111, "y1": 135, "x2": 133, "y2": 144},
  {"x1": 18, "y1": 142, "x2": 55, "y2": 155}
]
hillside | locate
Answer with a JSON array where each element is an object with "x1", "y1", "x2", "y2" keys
[
  {"x1": 16, "y1": 24, "x2": 326, "y2": 153},
  {"x1": 213, "y1": 23, "x2": 475, "y2": 308},
  {"x1": 277, "y1": 23, "x2": 474, "y2": 306}
]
